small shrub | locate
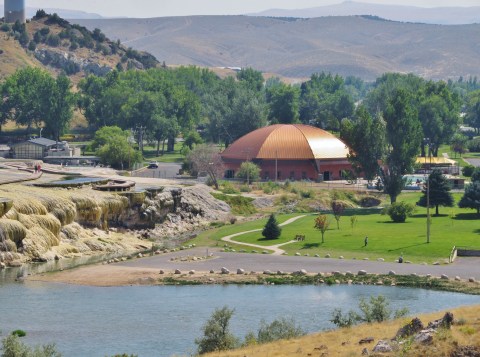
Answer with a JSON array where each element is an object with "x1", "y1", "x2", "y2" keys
[
  {"x1": 46, "y1": 34, "x2": 60, "y2": 47},
  {"x1": 11, "y1": 330, "x2": 26, "y2": 337},
  {"x1": 229, "y1": 216, "x2": 237, "y2": 225},
  {"x1": 239, "y1": 184, "x2": 251, "y2": 193},
  {"x1": 299, "y1": 189, "x2": 313, "y2": 198},
  {"x1": 383, "y1": 201, "x2": 415, "y2": 223},
  {"x1": 462, "y1": 165, "x2": 475, "y2": 177},
  {"x1": 256, "y1": 318, "x2": 305, "y2": 343},
  {"x1": 468, "y1": 137, "x2": 480, "y2": 152},
  {"x1": 330, "y1": 308, "x2": 359, "y2": 328},
  {"x1": 28, "y1": 40, "x2": 37, "y2": 51},
  {"x1": 330, "y1": 295, "x2": 409, "y2": 328},
  {"x1": 221, "y1": 182, "x2": 239, "y2": 194},
  {"x1": 459, "y1": 326, "x2": 476, "y2": 335},
  {"x1": 0, "y1": 23, "x2": 11, "y2": 32},
  {"x1": 195, "y1": 306, "x2": 238, "y2": 354}
]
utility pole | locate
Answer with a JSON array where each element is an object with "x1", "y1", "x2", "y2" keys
[{"x1": 424, "y1": 138, "x2": 431, "y2": 244}]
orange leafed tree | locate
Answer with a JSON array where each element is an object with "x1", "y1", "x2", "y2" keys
[{"x1": 314, "y1": 214, "x2": 330, "y2": 243}]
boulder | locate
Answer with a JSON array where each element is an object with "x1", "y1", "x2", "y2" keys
[
  {"x1": 209, "y1": 270, "x2": 215, "y2": 274},
  {"x1": 372, "y1": 340, "x2": 393, "y2": 353},
  {"x1": 396, "y1": 317, "x2": 424, "y2": 338},
  {"x1": 469, "y1": 277, "x2": 476, "y2": 283},
  {"x1": 293, "y1": 269, "x2": 307, "y2": 276},
  {"x1": 188, "y1": 270, "x2": 195, "y2": 275},
  {"x1": 441, "y1": 274, "x2": 449, "y2": 280},
  {"x1": 174, "y1": 269, "x2": 181, "y2": 274},
  {"x1": 263, "y1": 270, "x2": 273, "y2": 275},
  {"x1": 357, "y1": 270, "x2": 367, "y2": 276},
  {"x1": 237, "y1": 268, "x2": 245, "y2": 275},
  {"x1": 221, "y1": 267, "x2": 230, "y2": 274},
  {"x1": 427, "y1": 312, "x2": 454, "y2": 330},
  {"x1": 325, "y1": 254, "x2": 331, "y2": 258},
  {"x1": 414, "y1": 329, "x2": 435, "y2": 344},
  {"x1": 388, "y1": 270, "x2": 396, "y2": 275},
  {"x1": 361, "y1": 347, "x2": 369, "y2": 355},
  {"x1": 159, "y1": 270, "x2": 165, "y2": 274}
]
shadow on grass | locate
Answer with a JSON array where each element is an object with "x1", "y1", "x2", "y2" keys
[
  {"x1": 387, "y1": 242, "x2": 428, "y2": 252},
  {"x1": 377, "y1": 221, "x2": 413, "y2": 224},
  {"x1": 453, "y1": 213, "x2": 480, "y2": 221},
  {"x1": 412, "y1": 213, "x2": 449, "y2": 218},
  {"x1": 301, "y1": 243, "x2": 322, "y2": 249},
  {"x1": 258, "y1": 237, "x2": 279, "y2": 242}
]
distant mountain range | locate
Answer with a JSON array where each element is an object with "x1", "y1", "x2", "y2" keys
[
  {"x1": 253, "y1": 1, "x2": 480, "y2": 25},
  {"x1": 0, "y1": 3, "x2": 104, "y2": 19},
  {"x1": 74, "y1": 15, "x2": 480, "y2": 80}
]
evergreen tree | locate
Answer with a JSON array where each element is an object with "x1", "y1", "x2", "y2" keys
[
  {"x1": 262, "y1": 214, "x2": 282, "y2": 240},
  {"x1": 459, "y1": 181, "x2": 480, "y2": 215},
  {"x1": 417, "y1": 169, "x2": 454, "y2": 216}
]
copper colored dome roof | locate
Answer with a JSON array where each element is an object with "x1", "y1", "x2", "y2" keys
[{"x1": 221, "y1": 124, "x2": 349, "y2": 160}]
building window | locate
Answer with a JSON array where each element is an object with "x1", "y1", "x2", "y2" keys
[
  {"x1": 225, "y1": 170, "x2": 235, "y2": 179},
  {"x1": 289, "y1": 171, "x2": 295, "y2": 180},
  {"x1": 302, "y1": 172, "x2": 307, "y2": 180},
  {"x1": 277, "y1": 171, "x2": 281, "y2": 180},
  {"x1": 264, "y1": 171, "x2": 269, "y2": 180}
]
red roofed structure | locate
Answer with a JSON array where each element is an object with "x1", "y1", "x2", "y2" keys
[{"x1": 221, "y1": 124, "x2": 353, "y2": 181}]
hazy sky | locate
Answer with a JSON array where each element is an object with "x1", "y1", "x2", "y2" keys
[{"x1": 27, "y1": 0, "x2": 480, "y2": 17}]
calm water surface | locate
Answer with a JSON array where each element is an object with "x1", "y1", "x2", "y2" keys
[{"x1": 0, "y1": 282, "x2": 479, "y2": 357}]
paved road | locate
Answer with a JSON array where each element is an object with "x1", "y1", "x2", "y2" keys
[
  {"x1": 118, "y1": 247, "x2": 480, "y2": 280},
  {"x1": 133, "y1": 163, "x2": 182, "y2": 179}
]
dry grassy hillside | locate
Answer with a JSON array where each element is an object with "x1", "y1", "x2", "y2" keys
[
  {"x1": 206, "y1": 305, "x2": 480, "y2": 357},
  {"x1": 74, "y1": 15, "x2": 480, "y2": 80},
  {"x1": 0, "y1": 33, "x2": 43, "y2": 81},
  {"x1": 0, "y1": 13, "x2": 158, "y2": 83}
]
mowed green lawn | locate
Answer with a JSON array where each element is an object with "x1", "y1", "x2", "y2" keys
[{"x1": 189, "y1": 192, "x2": 480, "y2": 263}]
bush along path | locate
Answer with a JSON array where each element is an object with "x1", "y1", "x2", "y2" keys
[{"x1": 221, "y1": 215, "x2": 308, "y2": 255}]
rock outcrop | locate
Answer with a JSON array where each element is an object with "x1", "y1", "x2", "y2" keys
[{"x1": 34, "y1": 48, "x2": 112, "y2": 76}]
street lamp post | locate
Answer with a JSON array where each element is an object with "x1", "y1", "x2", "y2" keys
[{"x1": 424, "y1": 138, "x2": 431, "y2": 244}]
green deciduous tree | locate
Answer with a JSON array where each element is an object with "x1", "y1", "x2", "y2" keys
[
  {"x1": 381, "y1": 89, "x2": 422, "y2": 203},
  {"x1": 459, "y1": 181, "x2": 480, "y2": 215},
  {"x1": 195, "y1": 306, "x2": 238, "y2": 355},
  {"x1": 262, "y1": 214, "x2": 282, "y2": 240},
  {"x1": 265, "y1": 81, "x2": 300, "y2": 124},
  {"x1": 93, "y1": 126, "x2": 141, "y2": 170},
  {"x1": 236, "y1": 162, "x2": 261, "y2": 184},
  {"x1": 236, "y1": 67, "x2": 264, "y2": 91},
  {"x1": 417, "y1": 169, "x2": 454, "y2": 216},
  {"x1": 299, "y1": 72, "x2": 354, "y2": 131},
  {"x1": 42, "y1": 74, "x2": 75, "y2": 141},
  {"x1": 465, "y1": 90, "x2": 480, "y2": 134},
  {"x1": 340, "y1": 106, "x2": 386, "y2": 181}
]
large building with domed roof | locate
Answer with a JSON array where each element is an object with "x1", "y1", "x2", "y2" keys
[{"x1": 221, "y1": 124, "x2": 353, "y2": 181}]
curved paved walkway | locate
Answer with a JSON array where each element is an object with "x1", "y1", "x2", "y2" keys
[{"x1": 221, "y1": 215, "x2": 308, "y2": 255}]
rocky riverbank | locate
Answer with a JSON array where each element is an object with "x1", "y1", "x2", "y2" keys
[{"x1": 0, "y1": 183, "x2": 230, "y2": 266}]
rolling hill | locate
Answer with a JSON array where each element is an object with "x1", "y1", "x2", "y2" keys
[
  {"x1": 252, "y1": 1, "x2": 480, "y2": 25},
  {"x1": 74, "y1": 15, "x2": 480, "y2": 80}
]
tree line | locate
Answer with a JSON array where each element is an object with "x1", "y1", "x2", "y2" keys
[{"x1": 2, "y1": 66, "x2": 480, "y2": 184}]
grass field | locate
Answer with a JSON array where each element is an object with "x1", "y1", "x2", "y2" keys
[{"x1": 188, "y1": 192, "x2": 480, "y2": 263}]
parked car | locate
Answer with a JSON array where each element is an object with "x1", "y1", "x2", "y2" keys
[{"x1": 147, "y1": 162, "x2": 159, "y2": 169}]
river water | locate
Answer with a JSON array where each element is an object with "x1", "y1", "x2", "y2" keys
[{"x1": 0, "y1": 281, "x2": 479, "y2": 357}]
